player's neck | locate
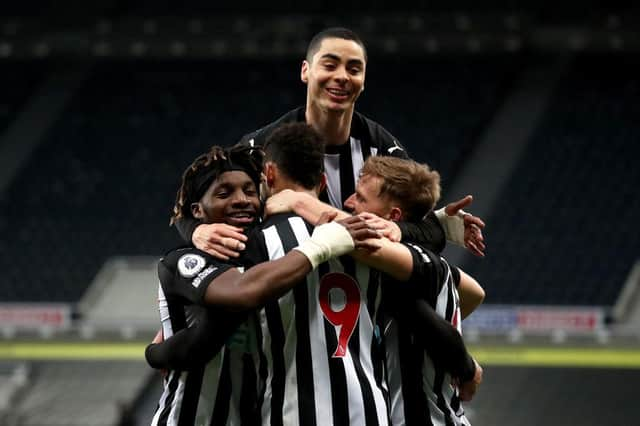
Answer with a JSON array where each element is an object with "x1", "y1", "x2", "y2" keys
[
  {"x1": 305, "y1": 104, "x2": 353, "y2": 146},
  {"x1": 272, "y1": 180, "x2": 318, "y2": 199}
]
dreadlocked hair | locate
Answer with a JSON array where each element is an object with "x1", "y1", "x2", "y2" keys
[{"x1": 170, "y1": 144, "x2": 264, "y2": 225}]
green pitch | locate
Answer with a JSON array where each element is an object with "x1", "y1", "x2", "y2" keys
[{"x1": 2, "y1": 342, "x2": 640, "y2": 368}]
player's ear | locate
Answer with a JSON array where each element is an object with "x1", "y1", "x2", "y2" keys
[
  {"x1": 389, "y1": 206, "x2": 403, "y2": 222},
  {"x1": 301, "y1": 60, "x2": 309, "y2": 84},
  {"x1": 191, "y1": 202, "x2": 205, "y2": 219},
  {"x1": 265, "y1": 162, "x2": 277, "y2": 188}
]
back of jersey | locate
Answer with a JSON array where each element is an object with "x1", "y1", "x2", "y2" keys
[{"x1": 245, "y1": 212, "x2": 389, "y2": 426}]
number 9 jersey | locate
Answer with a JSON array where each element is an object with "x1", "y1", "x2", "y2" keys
[{"x1": 244, "y1": 212, "x2": 389, "y2": 426}]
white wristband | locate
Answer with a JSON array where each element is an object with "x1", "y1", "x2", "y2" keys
[
  {"x1": 435, "y1": 207, "x2": 466, "y2": 246},
  {"x1": 293, "y1": 222, "x2": 355, "y2": 269}
]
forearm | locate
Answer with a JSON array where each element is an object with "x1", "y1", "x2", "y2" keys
[
  {"x1": 290, "y1": 193, "x2": 349, "y2": 223},
  {"x1": 405, "y1": 299, "x2": 476, "y2": 382},
  {"x1": 350, "y1": 240, "x2": 413, "y2": 281},
  {"x1": 206, "y1": 251, "x2": 313, "y2": 310},
  {"x1": 146, "y1": 310, "x2": 246, "y2": 370}
]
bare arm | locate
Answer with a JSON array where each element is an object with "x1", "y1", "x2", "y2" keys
[
  {"x1": 202, "y1": 250, "x2": 312, "y2": 310},
  {"x1": 457, "y1": 268, "x2": 485, "y2": 319}
]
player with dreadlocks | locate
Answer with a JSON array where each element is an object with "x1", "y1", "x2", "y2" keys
[{"x1": 149, "y1": 143, "x2": 378, "y2": 426}]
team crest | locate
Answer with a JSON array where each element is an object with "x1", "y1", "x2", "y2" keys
[{"x1": 177, "y1": 254, "x2": 206, "y2": 278}]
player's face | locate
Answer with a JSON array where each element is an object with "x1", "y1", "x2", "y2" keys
[
  {"x1": 301, "y1": 37, "x2": 366, "y2": 114},
  {"x1": 344, "y1": 174, "x2": 392, "y2": 218},
  {"x1": 196, "y1": 171, "x2": 260, "y2": 228}
]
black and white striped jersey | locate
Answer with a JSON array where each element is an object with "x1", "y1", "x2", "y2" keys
[
  {"x1": 151, "y1": 247, "x2": 259, "y2": 426},
  {"x1": 244, "y1": 212, "x2": 389, "y2": 426},
  {"x1": 382, "y1": 244, "x2": 469, "y2": 426},
  {"x1": 239, "y1": 107, "x2": 408, "y2": 209}
]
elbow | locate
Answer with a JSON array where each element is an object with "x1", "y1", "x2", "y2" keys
[
  {"x1": 476, "y1": 286, "x2": 486, "y2": 305},
  {"x1": 230, "y1": 288, "x2": 264, "y2": 311}
]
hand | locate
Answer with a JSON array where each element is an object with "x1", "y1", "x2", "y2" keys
[
  {"x1": 357, "y1": 212, "x2": 402, "y2": 242},
  {"x1": 152, "y1": 328, "x2": 163, "y2": 344},
  {"x1": 264, "y1": 189, "x2": 299, "y2": 217},
  {"x1": 192, "y1": 223, "x2": 248, "y2": 260},
  {"x1": 457, "y1": 359, "x2": 483, "y2": 401},
  {"x1": 444, "y1": 195, "x2": 486, "y2": 258},
  {"x1": 336, "y1": 215, "x2": 382, "y2": 251},
  {"x1": 151, "y1": 329, "x2": 168, "y2": 378}
]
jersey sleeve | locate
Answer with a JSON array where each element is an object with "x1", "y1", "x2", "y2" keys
[
  {"x1": 237, "y1": 129, "x2": 262, "y2": 147},
  {"x1": 450, "y1": 264, "x2": 461, "y2": 288},
  {"x1": 403, "y1": 243, "x2": 450, "y2": 307},
  {"x1": 174, "y1": 216, "x2": 202, "y2": 245},
  {"x1": 397, "y1": 210, "x2": 446, "y2": 254},
  {"x1": 159, "y1": 248, "x2": 233, "y2": 305},
  {"x1": 146, "y1": 307, "x2": 247, "y2": 370},
  {"x1": 242, "y1": 227, "x2": 268, "y2": 269}
]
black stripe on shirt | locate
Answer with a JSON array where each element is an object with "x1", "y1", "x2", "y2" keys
[
  {"x1": 433, "y1": 369, "x2": 455, "y2": 426},
  {"x1": 240, "y1": 352, "x2": 260, "y2": 426},
  {"x1": 279, "y1": 219, "x2": 318, "y2": 426},
  {"x1": 157, "y1": 370, "x2": 182, "y2": 426},
  {"x1": 178, "y1": 364, "x2": 205, "y2": 426},
  {"x1": 337, "y1": 143, "x2": 356, "y2": 207},
  {"x1": 266, "y1": 302, "x2": 285, "y2": 426},
  {"x1": 211, "y1": 347, "x2": 231, "y2": 426}
]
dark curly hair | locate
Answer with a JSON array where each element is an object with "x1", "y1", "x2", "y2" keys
[
  {"x1": 263, "y1": 123, "x2": 325, "y2": 190},
  {"x1": 170, "y1": 144, "x2": 263, "y2": 225}
]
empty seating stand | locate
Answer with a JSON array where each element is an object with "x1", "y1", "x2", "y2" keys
[{"x1": 464, "y1": 53, "x2": 640, "y2": 306}]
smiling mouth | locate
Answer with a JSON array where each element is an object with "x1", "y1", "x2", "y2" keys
[
  {"x1": 226, "y1": 212, "x2": 255, "y2": 224},
  {"x1": 326, "y1": 88, "x2": 349, "y2": 99}
]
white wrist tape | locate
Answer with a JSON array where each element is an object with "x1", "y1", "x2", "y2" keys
[
  {"x1": 293, "y1": 222, "x2": 355, "y2": 269},
  {"x1": 435, "y1": 207, "x2": 466, "y2": 246}
]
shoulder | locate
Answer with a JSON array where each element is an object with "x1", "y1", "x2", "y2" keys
[
  {"x1": 403, "y1": 242, "x2": 446, "y2": 276},
  {"x1": 160, "y1": 247, "x2": 231, "y2": 281},
  {"x1": 352, "y1": 110, "x2": 408, "y2": 158},
  {"x1": 261, "y1": 212, "x2": 313, "y2": 233},
  {"x1": 238, "y1": 107, "x2": 305, "y2": 146}
]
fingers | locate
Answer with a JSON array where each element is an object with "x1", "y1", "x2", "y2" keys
[
  {"x1": 462, "y1": 212, "x2": 486, "y2": 257},
  {"x1": 214, "y1": 226, "x2": 248, "y2": 243},
  {"x1": 465, "y1": 240, "x2": 484, "y2": 258},
  {"x1": 444, "y1": 195, "x2": 473, "y2": 216},
  {"x1": 350, "y1": 228, "x2": 382, "y2": 242},
  {"x1": 464, "y1": 213, "x2": 485, "y2": 229},
  {"x1": 354, "y1": 239, "x2": 382, "y2": 252},
  {"x1": 317, "y1": 210, "x2": 338, "y2": 225},
  {"x1": 152, "y1": 329, "x2": 163, "y2": 344},
  {"x1": 458, "y1": 382, "x2": 477, "y2": 402},
  {"x1": 357, "y1": 212, "x2": 379, "y2": 220},
  {"x1": 339, "y1": 215, "x2": 382, "y2": 242}
]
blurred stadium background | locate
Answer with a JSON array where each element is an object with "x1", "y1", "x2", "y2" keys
[{"x1": 1, "y1": 1, "x2": 639, "y2": 425}]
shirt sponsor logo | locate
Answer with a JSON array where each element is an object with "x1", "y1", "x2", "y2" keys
[
  {"x1": 177, "y1": 253, "x2": 206, "y2": 278},
  {"x1": 192, "y1": 265, "x2": 218, "y2": 288}
]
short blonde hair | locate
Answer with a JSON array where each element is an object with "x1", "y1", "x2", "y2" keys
[{"x1": 360, "y1": 156, "x2": 441, "y2": 221}]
